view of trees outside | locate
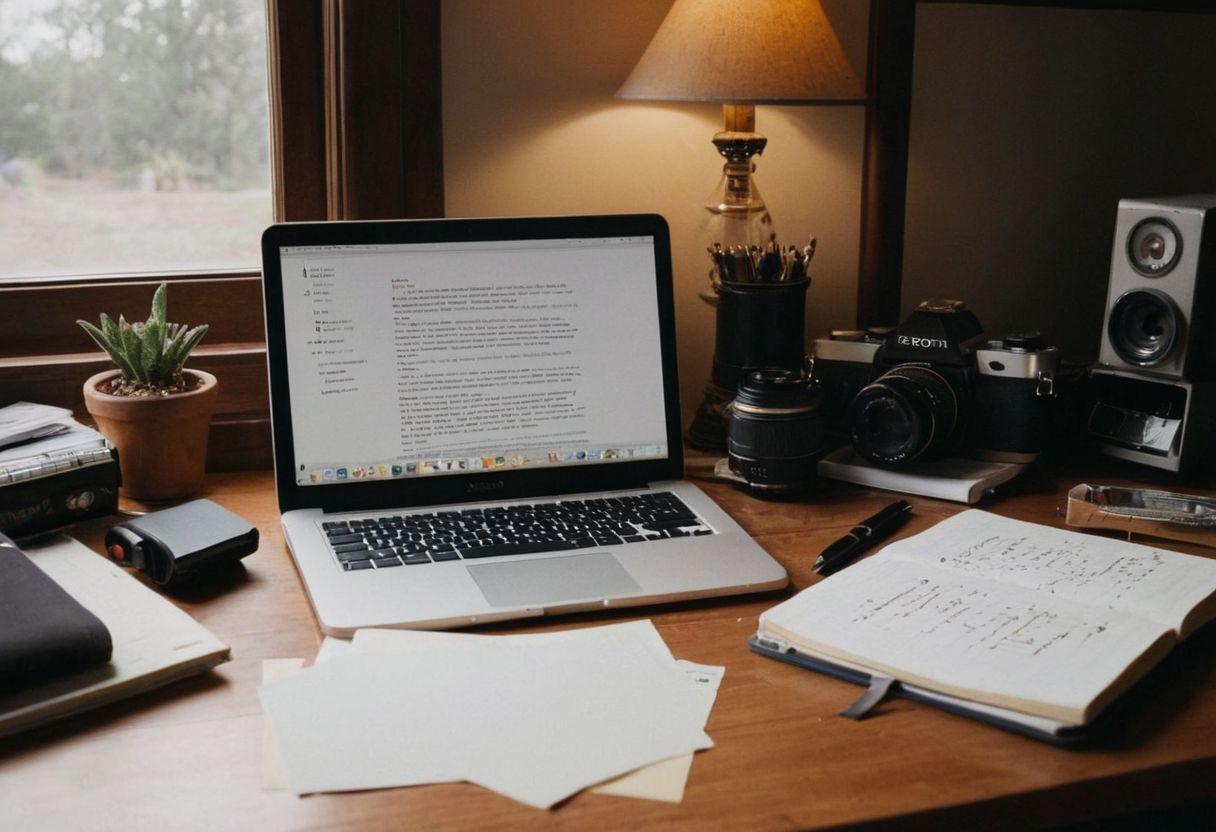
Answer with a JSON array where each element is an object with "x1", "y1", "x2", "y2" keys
[{"x1": 0, "y1": 0, "x2": 272, "y2": 280}]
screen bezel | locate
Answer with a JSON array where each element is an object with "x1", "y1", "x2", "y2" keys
[{"x1": 261, "y1": 214, "x2": 683, "y2": 514}]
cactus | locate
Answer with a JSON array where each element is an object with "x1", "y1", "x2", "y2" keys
[{"x1": 77, "y1": 283, "x2": 209, "y2": 388}]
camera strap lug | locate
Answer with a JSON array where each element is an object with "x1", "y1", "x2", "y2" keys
[{"x1": 1036, "y1": 370, "x2": 1056, "y2": 398}]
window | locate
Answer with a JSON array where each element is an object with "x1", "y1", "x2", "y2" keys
[
  {"x1": 0, "y1": 0, "x2": 444, "y2": 472},
  {"x1": 0, "y1": 0, "x2": 272, "y2": 281}
]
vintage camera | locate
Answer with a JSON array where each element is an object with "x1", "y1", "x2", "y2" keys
[
  {"x1": 1089, "y1": 196, "x2": 1216, "y2": 472},
  {"x1": 725, "y1": 369, "x2": 826, "y2": 496},
  {"x1": 813, "y1": 300, "x2": 1059, "y2": 466}
]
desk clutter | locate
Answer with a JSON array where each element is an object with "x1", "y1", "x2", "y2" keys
[
  {"x1": 0, "y1": 402, "x2": 119, "y2": 537},
  {"x1": 259, "y1": 620, "x2": 723, "y2": 808},
  {"x1": 0, "y1": 535, "x2": 229, "y2": 738}
]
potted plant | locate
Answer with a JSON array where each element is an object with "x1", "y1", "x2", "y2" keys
[{"x1": 78, "y1": 283, "x2": 215, "y2": 501}]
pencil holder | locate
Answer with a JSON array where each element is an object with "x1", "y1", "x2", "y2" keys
[{"x1": 688, "y1": 276, "x2": 809, "y2": 450}]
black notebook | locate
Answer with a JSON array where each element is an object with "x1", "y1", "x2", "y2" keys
[{"x1": 0, "y1": 535, "x2": 113, "y2": 691}]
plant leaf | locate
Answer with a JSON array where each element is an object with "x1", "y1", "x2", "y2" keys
[
  {"x1": 99, "y1": 312, "x2": 118, "y2": 345},
  {"x1": 140, "y1": 317, "x2": 165, "y2": 383},
  {"x1": 78, "y1": 319, "x2": 138, "y2": 380},
  {"x1": 150, "y1": 282, "x2": 167, "y2": 328},
  {"x1": 168, "y1": 324, "x2": 208, "y2": 373},
  {"x1": 118, "y1": 316, "x2": 147, "y2": 382}
]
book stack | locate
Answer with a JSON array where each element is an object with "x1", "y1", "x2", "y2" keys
[{"x1": 0, "y1": 402, "x2": 119, "y2": 537}]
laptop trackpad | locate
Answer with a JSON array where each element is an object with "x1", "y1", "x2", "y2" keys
[{"x1": 467, "y1": 553, "x2": 642, "y2": 608}]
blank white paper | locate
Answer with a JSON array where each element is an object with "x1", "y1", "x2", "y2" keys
[{"x1": 258, "y1": 621, "x2": 713, "y2": 807}]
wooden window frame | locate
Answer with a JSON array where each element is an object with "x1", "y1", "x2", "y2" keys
[
  {"x1": 857, "y1": 0, "x2": 1216, "y2": 327},
  {"x1": 0, "y1": 0, "x2": 443, "y2": 471}
]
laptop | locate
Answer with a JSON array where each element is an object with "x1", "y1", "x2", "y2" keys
[{"x1": 260, "y1": 214, "x2": 788, "y2": 635}]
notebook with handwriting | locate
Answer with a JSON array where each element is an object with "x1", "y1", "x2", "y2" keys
[{"x1": 751, "y1": 510, "x2": 1216, "y2": 742}]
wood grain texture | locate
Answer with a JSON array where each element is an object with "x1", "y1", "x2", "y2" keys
[
  {"x1": 267, "y1": 0, "x2": 329, "y2": 222},
  {"x1": 2, "y1": 455, "x2": 1214, "y2": 828},
  {"x1": 0, "y1": 275, "x2": 265, "y2": 359}
]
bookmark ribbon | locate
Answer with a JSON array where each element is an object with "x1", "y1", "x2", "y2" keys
[{"x1": 839, "y1": 674, "x2": 896, "y2": 720}]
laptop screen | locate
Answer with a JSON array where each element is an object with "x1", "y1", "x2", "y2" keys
[{"x1": 277, "y1": 236, "x2": 670, "y2": 487}]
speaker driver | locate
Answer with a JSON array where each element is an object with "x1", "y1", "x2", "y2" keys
[
  {"x1": 1108, "y1": 288, "x2": 1181, "y2": 366},
  {"x1": 1127, "y1": 217, "x2": 1182, "y2": 277}
]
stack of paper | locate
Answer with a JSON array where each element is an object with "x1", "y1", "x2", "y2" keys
[
  {"x1": 259, "y1": 620, "x2": 722, "y2": 808},
  {"x1": 0, "y1": 402, "x2": 111, "y2": 481}
]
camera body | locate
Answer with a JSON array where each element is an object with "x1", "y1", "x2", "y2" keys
[{"x1": 813, "y1": 300, "x2": 1059, "y2": 466}]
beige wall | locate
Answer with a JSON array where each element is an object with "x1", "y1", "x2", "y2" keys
[{"x1": 441, "y1": 0, "x2": 870, "y2": 424}]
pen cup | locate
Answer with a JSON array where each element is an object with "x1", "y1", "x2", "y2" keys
[{"x1": 689, "y1": 277, "x2": 810, "y2": 450}]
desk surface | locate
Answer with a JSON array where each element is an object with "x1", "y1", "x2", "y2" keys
[{"x1": 4, "y1": 457, "x2": 1216, "y2": 830}]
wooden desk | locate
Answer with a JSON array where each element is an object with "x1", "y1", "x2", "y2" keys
[{"x1": 4, "y1": 459, "x2": 1216, "y2": 830}]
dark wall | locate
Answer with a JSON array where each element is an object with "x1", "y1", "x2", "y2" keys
[{"x1": 901, "y1": 4, "x2": 1216, "y2": 360}]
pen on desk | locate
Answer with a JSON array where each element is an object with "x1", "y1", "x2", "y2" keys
[{"x1": 813, "y1": 499, "x2": 912, "y2": 576}]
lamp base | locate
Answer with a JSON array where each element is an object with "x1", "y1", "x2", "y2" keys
[{"x1": 686, "y1": 381, "x2": 735, "y2": 450}]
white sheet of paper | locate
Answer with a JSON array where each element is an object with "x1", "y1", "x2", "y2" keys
[
  {"x1": 258, "y1": 621, "x2": 714, "y2": 808},
  {"x1": 350, "y1": 623, "x2": 724, "y2": 804},
  {"x1": 312, "y1": 636, "x2": 352, "y2": 665},
  {"x1": 591, "y1": 660, "x2": 723, "y2": 803},
  {"x1": 260, "y1": 658, "x2": 305, "y2": 790}
]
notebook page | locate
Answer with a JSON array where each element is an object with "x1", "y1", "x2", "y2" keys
[
  {"x1": 759, "y1": 556, "x2": 1175, "y2": 723},
  {"x1": 880, "y1": 510, "x2": 1216, "y2": 637}
]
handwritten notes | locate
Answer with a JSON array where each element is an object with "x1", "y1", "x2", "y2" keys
[
  {"x1": 759, "y1": 511, "x2": 1216, "y2": 723},
  {"x1": 884, "y1": 510, "x2": 1216, "y2": 632}
]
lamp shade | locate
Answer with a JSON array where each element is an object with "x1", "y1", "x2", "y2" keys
[{"x1": 617, "y1": 0, "x2": 863, "y2": 104}]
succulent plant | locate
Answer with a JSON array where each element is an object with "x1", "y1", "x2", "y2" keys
[{"x1": 77, "y1": 282, "x2": 209, "y2": 388}]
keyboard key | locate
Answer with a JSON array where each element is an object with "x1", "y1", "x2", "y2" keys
[
  {"x1": 335, "y1": 491, "x2": 712, "y2": 571},
  {"x1": 641, "y1": 517, "x2": 702, "y2": 531},
  {"x1": 459, "y1": 540, "x2": 585, "y2": 559},
  {"x1": 344, "y1": 559, "x2": 373, "y2": 570}
]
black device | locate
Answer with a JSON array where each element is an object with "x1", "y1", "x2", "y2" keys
[
  {"x1": 1089, "y1": 196, "x2": 1216, "y2": 472},
  {"x1": 688, "y1": 276, "x2": 810, "y2": 449},
  {"x1": 104, "y1": 499, "x2": 258, "y2": 588},
  {"x1": 726, "y1": 369, "x2": 826, "y2": 497},
  {"x1": 812, "y1": 299, "x2": 1060, "y2": 467},
  {"x1": 813, "y1": 500, "x2": 912, "y2": 576}
]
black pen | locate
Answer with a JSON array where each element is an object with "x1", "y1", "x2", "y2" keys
[{"x1": 814, "y1": 500, "x2": 912, "y2": 576}]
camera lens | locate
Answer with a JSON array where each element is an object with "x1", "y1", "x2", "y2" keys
[
  {"x1": 1127, "y1": 218, "x2": 1181, "y2": 276},
  {"x1": 848, "y1": 365, "x2": 960, "y2": 465},
  {"x1": 1108, "y1": 289, "x2": 1180, "y2": 366},
  {"x1": 727, "y1": 370, "x2": 825, "y2": 495}
]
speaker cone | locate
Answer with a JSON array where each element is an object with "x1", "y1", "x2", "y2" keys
[
  {"x1": 1108, "y1": 289, "x2": 1180, "y2": 366},
  {"x1": 1127, "y1": 217, "x2": 1181, "y2": 277}
]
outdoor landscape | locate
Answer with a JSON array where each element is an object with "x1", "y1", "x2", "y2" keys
[{"x1": 0, "y1": 0, "x2": 272, "y2": 279}]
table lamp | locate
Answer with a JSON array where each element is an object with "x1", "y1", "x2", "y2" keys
[
  {"x1": 618, "y1": 0, "x2": 864, "y2": 259},
  {"x1": 618, "y1": 0, "x2": 864, "y2": 448}
]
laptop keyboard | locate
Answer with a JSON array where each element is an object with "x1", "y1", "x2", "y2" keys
[{"x1": 321, "y1": 491, "x2": 714, "y2": 571}]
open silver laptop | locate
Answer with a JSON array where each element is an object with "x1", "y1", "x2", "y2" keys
[{"x1": 261, "y1": 214, "x2": 787, "y2": 635}]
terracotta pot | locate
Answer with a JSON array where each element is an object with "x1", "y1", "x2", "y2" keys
[{"x1": 82, "y1": 369, "x2": 219, "y2": 502}]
